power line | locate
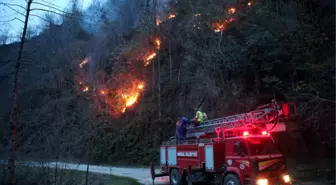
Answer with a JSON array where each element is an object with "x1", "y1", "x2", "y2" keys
[
  {"x1": 0, "y1": 17, "x2": 24, "y2": 24},
  {"x1": 38, "y1": 0, "x2": 65, "y2": 10}
]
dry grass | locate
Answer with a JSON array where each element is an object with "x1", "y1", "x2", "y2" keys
[{"x1": 0, "y1": 164, "x2": 140, "y2": 185}]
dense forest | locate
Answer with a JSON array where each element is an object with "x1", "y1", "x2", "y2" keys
[{"x1": 0, "y1": 0, "x2": 334, "y2": 180}]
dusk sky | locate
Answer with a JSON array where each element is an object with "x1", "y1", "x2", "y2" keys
[{"x1": 0, "y1": 0, "x2": 100, "y2": 42}]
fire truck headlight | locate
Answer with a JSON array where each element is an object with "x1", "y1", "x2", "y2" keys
[
  {"x1": 283, "y1": 175, "x2": 291, "y2": 183},
  {"x1": 256, "y1": 179, "x2": 268, "y2": 185}
]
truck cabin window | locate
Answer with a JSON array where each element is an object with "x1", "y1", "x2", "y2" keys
[
  {"x1": 247, "y1": 138, "x2": 279, "y2": 155},
  {"x1": 234, "y1": 141, "x2": 248, "y2": 155}
]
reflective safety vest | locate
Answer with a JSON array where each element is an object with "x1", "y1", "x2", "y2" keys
[{"x1": 196, "y1": 111, "x2": 204, "y2": 122}]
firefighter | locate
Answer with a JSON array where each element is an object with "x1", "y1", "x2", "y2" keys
[
  {"x1": 191, "y1": 107, "x2": 205, "y2": 126},
  {"x1": 176, "y1": 117, "x2": 189, "y2": 143}
]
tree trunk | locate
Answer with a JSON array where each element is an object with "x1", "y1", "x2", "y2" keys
[
  {"x1": 55, "y1": 156, "x2": 58, "y2": 185},
  {"x1": 152, "y1": 59, "x2": 155, "y2": 98},
  {"x1": 158, "y1": 51, "x2": 161, "y2": 119},
  {"x1": 169, "y1": 39, "x2": 172, "y2": 82},
  {"x1": 85, "y1": 120, "x2": 93, "y2": 185},
  {"x1": 10, "y1": 1, "x2": 32, "y2": 185}
]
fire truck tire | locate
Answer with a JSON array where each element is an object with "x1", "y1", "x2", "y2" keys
[
  {"x1": 223, "y1": 174, "x2": 241, "y2": 185},
  {"x1": 169, "y1": 169, "x2": 185, "y2": 185}
]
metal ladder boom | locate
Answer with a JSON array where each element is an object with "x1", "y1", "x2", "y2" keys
[{"x1": 186, "y1": 106, "x2": 281, "y2": 138}]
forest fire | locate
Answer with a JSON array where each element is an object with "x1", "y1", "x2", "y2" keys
[
  {"x1": 212, "y1": 21, "x2": 228, "y2": 32},
  {"x1": 156, "y1": 17, "x2": 162, "y2": 26},
  {"x1": 117, "y1": 80, "x2": 145, "y2": 114},
  {"x1": 79, "y1": 58, "x2": 88, "y2": 68},
  {"x1": 168, "y1": 13, "x2": 176, "y2": 19},
  {"x1": 74, "y1": 0, "x2": 257, "y2": 117},
  {"x1": 144, "y1": 52, "x2": 157, "y2": 66},
  {"x1": 226, "y1": 18, "x2": 235, "y2": 23},
  {"x1": 137, "y1": 83, "x2": 144, "y2": 90},
  {"x1": 155, "y1": 38, "x2": 161, "y2": 49},
  {"x1": 124, "y1": 93, "x2": 139, "y2": 107},
  {"x1": 83, "y1": 86, "x2": 89, "y2": 92},
  {"x1": 228, "y1": 8, "x2": 236, "y2": 14}
]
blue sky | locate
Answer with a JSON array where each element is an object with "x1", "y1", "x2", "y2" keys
[{"x1": 0, "y1": 0, "x2": 101, "y2": 42}]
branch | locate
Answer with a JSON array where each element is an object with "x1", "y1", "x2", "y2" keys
[
  {"x1": 30, "y1": 14, "x2": 53, "y2": 23},
  {"x1": 0, "y1": 2, "x2": 27, "y2": 10},
  {"x1": 32, "y1": 1, "x2": 92, "y2": 19},
  {"x1": 29, "y1": 8, "x2": 96, "y2": 26},
  {"x1": 32, "y1": 2, "x2": 76, "y2": 16},
  {"x1": 0, "y1": 17, "x2": 25, "y2": 24},
  {"x1": 30, "y1": 8, "x2": 79, "y2": 18},
  {"x1": 0, "y1": 3, "x2": 26, "y2": 17}
]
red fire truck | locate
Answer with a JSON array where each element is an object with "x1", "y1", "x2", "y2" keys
[{"x1": 150, "y1": 99, "x2": 296, "y2": 185}]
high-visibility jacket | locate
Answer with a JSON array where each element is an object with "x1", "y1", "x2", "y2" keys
[{"x1": 196, "y1": 111, "x2": 204, "y2": 122}]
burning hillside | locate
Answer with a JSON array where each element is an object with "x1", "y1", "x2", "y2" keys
[{"x1": 76, "y1": 1, "x2": 256, "y2": 117}]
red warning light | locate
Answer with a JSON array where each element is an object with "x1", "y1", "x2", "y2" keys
[
  {"x1": 282, "y1": 103, "x2": 289, "y2": 117},
  {"x1": 262, "y1": 131, "x2": 270, "y2": 136}
]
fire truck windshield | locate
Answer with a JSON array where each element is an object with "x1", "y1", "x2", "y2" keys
[{"x1": 247, "y1": 138, "x2": 279, "y2": 155}]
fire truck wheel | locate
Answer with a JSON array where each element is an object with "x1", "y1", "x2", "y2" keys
[
  {"x1": 223, "y1": 174, "x2": 241, "y2": 185},
  {"x1": 170, "y1": 169, "x2": 182, "y2": 185}
]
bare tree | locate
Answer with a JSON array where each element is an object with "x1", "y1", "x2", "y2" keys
[
  {"x1": 0, "y1": 28, "x2": 9, "y2": 45},
  {"x1": 9, "y1": 1, "x2": 33, "y2": 184}
]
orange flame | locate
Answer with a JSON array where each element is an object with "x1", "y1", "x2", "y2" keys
[
  {"x1": 137, "y1": 83, "x2": 144, "y2": 90},
  {"x1": 146, "y1": 52, "x2": 156, "y2": 61},
  {"x1": 79, "y1": 58, "x2": 88, "y2": 68},
  {"x1": 228, "y1": 8, "x2": 236, "y2": 14},
  {"x1": 83, "y1": 86, "x2": 89, "y2": 92},
  {"x1": 100, "y1": 90, "x2": 106, "y2": 95},
  {"x1": 156, "y1": 17, "x2": 162, "y2": 26},
  {"x1": 144, "y1": 52, "x2": 157, "y2": 66},
  {"x1": 155, "y1": 38, "x2": 161, "y2": 50},
  {"x1": 225, "y1": 18, "x2": 235, "y2": 23},
  {"x1": 168, "y1": 13, "x2": 176, "y2": 19},
  {"x1": 125, "y1": 93, "x2": 139, "y2": 107},
  {"x1": 117, "y1": 81, "x2": 145, "y2": 113},
  {"x1": 212, "y1": 21, "x2": 228, "y2": 32},
  {"x1": 248, "y1": 2, "x2": 252, "y2": 6}
]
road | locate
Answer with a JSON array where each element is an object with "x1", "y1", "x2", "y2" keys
[
  {"x1": 20, "y1": 161, "x2": 169, "y2": 185},
  {"x1": 16, "y1": 161, "x2": 332, "y2": 185}
]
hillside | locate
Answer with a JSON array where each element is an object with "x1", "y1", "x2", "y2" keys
[{"x1": 0, "y1": 0, "x2": 334, "y2": 171}]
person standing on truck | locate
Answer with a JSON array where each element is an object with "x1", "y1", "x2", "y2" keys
[
  {"x1": 191, "y1": 107, "x2": 206, "y2": 126},
  {"x1": 176, "y1": 117, "x2": 190, "y2": 143}
]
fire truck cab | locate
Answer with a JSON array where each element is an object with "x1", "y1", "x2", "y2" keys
[{"x1": 150, "y1": 100, "x2": 296, "y2": 185}]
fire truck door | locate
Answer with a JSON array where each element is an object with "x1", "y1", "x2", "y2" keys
[
  {"x1": 226, "y1": 139, "x2": 251, "y2": 183},
  {"x1": 198, "y1": 143, "x2": 205, "y2": 168}
]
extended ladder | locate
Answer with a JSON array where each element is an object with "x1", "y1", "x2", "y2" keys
[{"x1": 186, "y1": 99, "x2": 292, "y2": 138}]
